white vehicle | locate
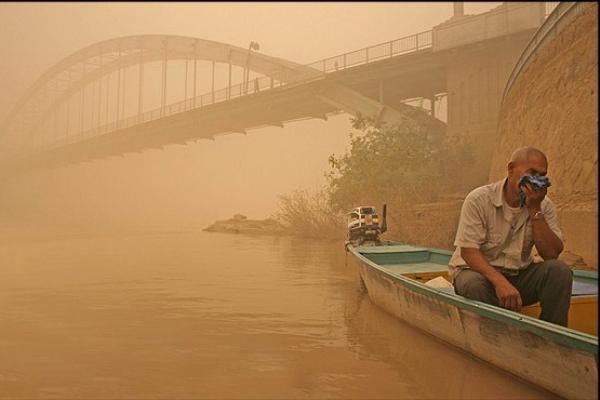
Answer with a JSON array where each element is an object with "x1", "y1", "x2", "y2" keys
[{"x1": 347, "y1": 205, "x2": 387, "y2": 244}]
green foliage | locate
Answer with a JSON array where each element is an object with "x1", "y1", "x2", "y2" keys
[
  {"x1": 274, "y1": 187, "x2": 346, "y2": 239},
  {"x1": 326, "y1": 114, "x2": 474, "y2": 212},
  {"x1": 276, "y1": 110, "x2": 475, "y2": 239}
]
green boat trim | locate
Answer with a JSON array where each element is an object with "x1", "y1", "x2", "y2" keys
[
  {"x1": 574, "y1": 269, "x2": 599, "y2": 280},
  {"x1": 348, "y1": 245, "x2": 599, "y2": 355}
]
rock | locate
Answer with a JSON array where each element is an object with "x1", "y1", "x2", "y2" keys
[{"x1": 203, "y1": 215, "x2": 287, "y2": 236}]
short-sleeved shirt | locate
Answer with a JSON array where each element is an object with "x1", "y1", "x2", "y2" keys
[{"x1": 448, "y1": 178, "x2": 564, "y2": 278}]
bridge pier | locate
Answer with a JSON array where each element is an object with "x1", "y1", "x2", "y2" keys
[{"x1": 432, "y1": 2, "x2": 546, "y2": 188}]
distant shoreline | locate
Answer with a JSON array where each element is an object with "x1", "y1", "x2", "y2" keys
[{"x1": 203, "y1": 214, "x2": 288, "y2": 236}]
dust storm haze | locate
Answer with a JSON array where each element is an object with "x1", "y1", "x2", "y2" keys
[
  {"x1": 3, "y1": 3, "x2": 583, "y2": 399},
  {"x1": 0, "y1": 2, "x2": 500, "y2": 234}
]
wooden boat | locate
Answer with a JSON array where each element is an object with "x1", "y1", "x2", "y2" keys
[{"x1": 345, "y1": 241, "x2": 598, "y2": 400}]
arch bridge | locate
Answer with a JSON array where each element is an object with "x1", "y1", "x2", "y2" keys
[
  {"x1": 2, "y1": 2, "x2": 554, "y2": 173},
  {"x1": 1, "y1": 34, "x2": 423, "y2": 172}
]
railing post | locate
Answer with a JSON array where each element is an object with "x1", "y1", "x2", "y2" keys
[
  {"x1": 366, "y1": 48, "x2": 369, "y2": 64},
  {"x1": 389, "y1": 41, "x2": 393, "y2": 57},
  {"x1": 416, "y1": 33, "x2": 419, "y2": 50}
]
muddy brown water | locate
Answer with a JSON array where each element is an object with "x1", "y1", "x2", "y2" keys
[{"x1": 0, "y1": 230, "x2": 559, "y2": 399}]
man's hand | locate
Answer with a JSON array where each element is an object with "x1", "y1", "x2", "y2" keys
[
  {"x1": 461, "y1": 247, "x2": 524, "y2": 311},
  {"x1": 494, "y1": 279, "x2": 522, "y2": 311},
  {"x1": 521, "y1": 182, "x2": 546, "y2": 211}
]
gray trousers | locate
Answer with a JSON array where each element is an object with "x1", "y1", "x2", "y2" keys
[{"x1": 453, "y1": 259, "x2": 573, "y2": 326}]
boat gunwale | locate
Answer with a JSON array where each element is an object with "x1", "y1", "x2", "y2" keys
[{"x1": 348, "y1": 244, "x2": 598, "y2": 354}]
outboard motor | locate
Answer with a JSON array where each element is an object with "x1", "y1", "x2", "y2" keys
[{"x1": 346, "y1": 204, "x2": 387, "y2": 246}]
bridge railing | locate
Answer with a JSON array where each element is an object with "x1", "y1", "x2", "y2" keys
[
  {"x1": 39, "y1": 29, "x2": 433, "y2": 152},
  {"x1": 545, "y1": 2, "x2": 560, "y2": 16}
]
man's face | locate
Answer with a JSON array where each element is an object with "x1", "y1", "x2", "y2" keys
[{"x1": 507, "y1": 155, "x2": 548, "y2": 193}]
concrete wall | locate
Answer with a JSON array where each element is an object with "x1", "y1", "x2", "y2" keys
[
  {"x1": 490, "y1": 3, "x2": 598, "y2": 268},
  {"x1": 387, "y1": 199, "x2": 463, "y2": 250},
  {"x1": 431, "y1": 3, "x2": 542, "y2": 191},
  {"x1": 444, "y1": 37, "x2": 528, "y2": 190},
  {"x1": 432, "y1": 3, "x2": 544, "y2": 51}
]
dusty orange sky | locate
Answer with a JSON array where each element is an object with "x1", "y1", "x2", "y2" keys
[{"x1": 0, "y1": 2, "x2": 501, "y2": 231}]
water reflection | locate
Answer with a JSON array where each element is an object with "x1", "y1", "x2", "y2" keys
[
  {"x1": 0, "y1": 230, "x2": 558, "y2": 399},
  {"x1": 343, "y1": 294, "x2": 560, "y2": 399}
]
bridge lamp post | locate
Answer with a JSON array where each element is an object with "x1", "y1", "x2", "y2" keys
[{"x1": 245, "y1": 41, "x2": 260, "y2": 95}]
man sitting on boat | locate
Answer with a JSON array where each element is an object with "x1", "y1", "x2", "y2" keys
[{"x1": 448, "y1": 146, "x2": 572, "y2": 326}]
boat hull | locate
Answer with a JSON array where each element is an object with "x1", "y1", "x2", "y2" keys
[{"x1": 347, "y1": 246, "x2": 598, "y2": 400}]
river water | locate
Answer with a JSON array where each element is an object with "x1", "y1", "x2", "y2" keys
[{"x1": 0, "y1": 230, "x2": 558, "y2": 399}]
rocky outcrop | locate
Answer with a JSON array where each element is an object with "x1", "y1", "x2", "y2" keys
[{"x1": 203, "y1": 214, "x2": 287, "y2": 235}]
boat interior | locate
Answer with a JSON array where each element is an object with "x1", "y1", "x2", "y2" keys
[{"x1": 357, "y1": 244, "x2": 598, "y2": 336}]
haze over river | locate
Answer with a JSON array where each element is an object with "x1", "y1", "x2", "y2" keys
[{"x1": 0, "y1": 229, "x2": 558, "y2": 399}]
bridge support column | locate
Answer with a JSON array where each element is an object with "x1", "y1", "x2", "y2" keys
[
  {"x1": 116, "y1": 51, "x2": 121, "y2": 124},
  {"x1": 161, "y1": 53, "x2": 167, "y2": 117},
  {"x1": 227, "y1": 49, "x2": 232, "y2": 100},
  {"x1": 105, "y1": 74, "x2": 109, "y2": 128},
  {"x1": 193, "y1": 41, "x2": 198, "y2": 107},
  {"x1": 65, "y1": 99, "x2": 70, "y2": 137},
  {"x1": 211, "y1": 60, "x2": 215, "y2": 104},
  {"x1": 79, "y1": 87, "x2": 84, "y2": 135},
  {"x1": 138, "y1": 57, "x2": 144, "y2": 122},
  {"x1": 97, "y1": 76, "x2": 101, "y2": 130},
  {"x1": 121, "y1": 66, "x2": 126, "y2": 122},
  {"x1": 184, "y1": 58, "x2": 189, "y2": 107}
]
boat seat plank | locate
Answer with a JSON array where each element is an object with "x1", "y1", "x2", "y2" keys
[
  {"x1": 383, "y1": 262, "x2": 448, "y2": 274},
  {"x1": 357, "y1": 244, "x2": 428, "y2": 253},
  {"x1": 572, "y1": 281, "x2": 598, "y2": 296}
]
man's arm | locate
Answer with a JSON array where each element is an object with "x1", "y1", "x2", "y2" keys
[
  {"x1": 461, "y1": 247, "x2": 523, "y2": 311},
  {"x1": 523, "y1": 185, "x2": 564, "y2": 259}
]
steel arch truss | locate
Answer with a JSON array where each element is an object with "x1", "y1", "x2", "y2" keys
[{"x1": 1, "y1": 35, "x2": 319, "y2": 159}]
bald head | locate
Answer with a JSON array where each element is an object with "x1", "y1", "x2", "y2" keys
[
  {"x1": 509, "y1": 146, "x2": 547, "y2": 165},
  {"x1": 506, "y1": 146, "x2": 549, "y2": 189}
]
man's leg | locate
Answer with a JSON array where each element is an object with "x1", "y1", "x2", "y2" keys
[
  {"x1": 454, "y1": 269, "x2": 499, "y2": 306},
  {"x1": 516, "y1": 259, "x2": 573, "y2": 326}
]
